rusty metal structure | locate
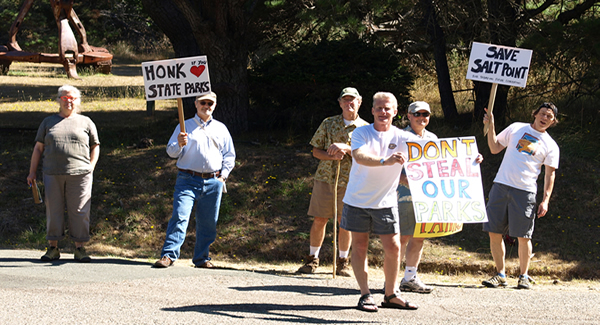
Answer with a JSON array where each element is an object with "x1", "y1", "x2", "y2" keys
[{"x1": 0, "y1": 0, "x2": 113, "y2": 79}]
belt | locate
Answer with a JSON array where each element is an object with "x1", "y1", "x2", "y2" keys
[{"x1": 178, "y1": 169, "x2": 221, "y2": 179}]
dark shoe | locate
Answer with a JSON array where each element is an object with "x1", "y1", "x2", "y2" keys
[
  {"x1": 41, "y1": 247, "x2": 60, "y2": 261},
  {"x1": 153, "y1": 256, "x2": 174, "y2": 268},
  {"x1": 357, "y1": 294, "x2": 378, "y2": 312},
  {"x1": 517, "y1": 275, "x2": 533, "y2": 289},
  {"x1": 195, "y1": 261, "x2": 215, "y2": 268},
  {"x1": 336, "y1": 257, "x2": 352, "y2": 277},
  {"x1": 74, "y1": 247, "x2": 91, "y2": 263},
  {"x1": 297, "y1": 255, "x2": 319, "y2": 274},
  {"x1": 380, "y1": 293, "x2": 418, "y2": 310},
  {"x1": 482, "y1": 274, "x2": 508, "y2": 288}
]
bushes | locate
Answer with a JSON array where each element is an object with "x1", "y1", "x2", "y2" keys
[{"x1": 249, "y1": 36, "x2": 413, "y2": 134}]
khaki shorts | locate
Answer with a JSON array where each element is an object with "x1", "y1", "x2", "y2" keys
[{"x1": 307, "y1": 180, "x2": 346, "y2": 219}]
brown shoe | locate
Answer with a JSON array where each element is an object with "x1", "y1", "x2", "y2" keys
[
  {"x1": 297, "y1": 255, "x2": 319, "y2": 274},
  {"x1": 153, "y1": 256, "x2": 173, "y2": 268},
  {"x1": 336, "y1": 257, "x2": 352, "y2": 277},
  {"x1": 195, "y1": 261, "x2": 215, "y2": 268}
]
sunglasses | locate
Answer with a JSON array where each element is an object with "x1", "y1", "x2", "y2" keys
[
  {"x1": 60, "y1": 96, "x2": 78, "y2": 101},
  {"x1": 199, "y1": 101, "x2": 214, "y2": 106},
  {"x1": 411, "y1": 112, "x2": 430, "y2": 117}
]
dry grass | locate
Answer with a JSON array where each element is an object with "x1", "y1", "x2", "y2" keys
[{"x1": 1, "y1": 61, "x2": 599, "y2": 283}]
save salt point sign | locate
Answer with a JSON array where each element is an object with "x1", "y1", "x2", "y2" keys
[
  {"x1": 142, "y1": 56, "x2": 211, "y2": 100},
  {"x1": 466, "y1": 42, "x2": 532, "y2": 88}
]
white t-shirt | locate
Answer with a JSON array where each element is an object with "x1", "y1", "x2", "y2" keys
[
  {"x1": 494, "y1": 122, "x2": 560, "y2": 193},
  {"x1": 343, "y1": 125, "x2": 419, "y2": 208}
]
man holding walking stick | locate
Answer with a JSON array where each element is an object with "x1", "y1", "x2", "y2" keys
[{"x1": 297, "y1": 87, "x2": 368, "y2": 277}]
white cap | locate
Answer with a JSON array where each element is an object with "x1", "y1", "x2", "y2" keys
[{"x1": 408, "y1": 101, "x2": 431, "y2": 114}]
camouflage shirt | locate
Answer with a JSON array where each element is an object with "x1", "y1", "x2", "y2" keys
[{"x1": 310, "y1": 114, "x2": 369, "y2": 187}]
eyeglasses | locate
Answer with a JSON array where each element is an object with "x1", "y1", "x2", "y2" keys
[
  {"x1": 60, "y1": 96, "x2": 78, "y2": 101},
  {"x1": 199, "y1": 101, "x2": 214, "y2": 106},
  {"x1": 411, "y1": 112, "x2": 430, "y2": 117}
]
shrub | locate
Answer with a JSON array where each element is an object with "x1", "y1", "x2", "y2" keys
[{"x1": 249, "y1": 35, "x2": 413, "y2": 134}]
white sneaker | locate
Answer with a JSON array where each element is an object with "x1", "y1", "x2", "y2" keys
[{"x1": 400, "y1": 276, "x2": 434, "y2": 293}]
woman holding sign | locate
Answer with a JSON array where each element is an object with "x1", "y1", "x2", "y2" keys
[
  {"x1": 27, "y1": 85, "x2": 100, "y2": 263},
  {"x1": 395, "y1": 101, "x2": 438, "y2": 293},
  {"x1": 395, "y1": 102, "x2": 483, "y2": 293}
]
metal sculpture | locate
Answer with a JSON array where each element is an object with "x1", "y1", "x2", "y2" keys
[{"x1": 0, "y1": 0, "x2": 113, "y2": 79}]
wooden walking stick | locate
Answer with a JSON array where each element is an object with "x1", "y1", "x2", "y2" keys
[
  {"x1": 332, "y1": 160, "x2": 341, "y2": 278},
  {"x1": 483, "y1": 83, "x2": 498, "y2": 136}
]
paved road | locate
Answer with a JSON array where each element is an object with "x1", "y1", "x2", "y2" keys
[{"x1": 1, "y1": 249, "x2": 599, "y2": 324}]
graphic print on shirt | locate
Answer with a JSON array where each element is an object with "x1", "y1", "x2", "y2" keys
[{"x1": 516, "y1": 132, "x2": 539, "y2": 156}]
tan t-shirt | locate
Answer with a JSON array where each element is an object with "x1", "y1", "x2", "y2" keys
[{"x1": 34, "y1": 114, "x2": 100, "y2": 175}]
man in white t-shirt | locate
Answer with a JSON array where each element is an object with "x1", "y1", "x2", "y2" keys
[
  {"x1": 341, "y1": 92, "x2": 419, "y2": 312},
  {"x1": 482, "y1": 102, "x2": 560, "y2": 290}
]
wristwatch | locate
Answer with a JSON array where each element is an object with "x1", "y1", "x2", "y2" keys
[{"x1": 380, "y1": 158, "x2": 385, "y2": 165}]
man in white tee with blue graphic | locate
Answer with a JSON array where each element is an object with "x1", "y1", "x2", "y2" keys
[{"x1": 482, "y1": 102, "x2": 560, "y2": 290}]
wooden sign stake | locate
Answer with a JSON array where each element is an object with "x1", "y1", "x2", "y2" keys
[
  {"x1": 177, "y1": 98, "x2": 186, "y2": 133},
  {"x1": 483, "y1": 83, "x2": 498, "y2": 136}
]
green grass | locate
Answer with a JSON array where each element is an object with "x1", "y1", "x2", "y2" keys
[{"x1": 0, "y1": 62, "x2": 599, "y2": 281}]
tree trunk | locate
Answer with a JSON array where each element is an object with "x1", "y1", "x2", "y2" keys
[
  {"x1": 141, "y1": 0, "x2": 249, "y2": 134},
  {"x1": 473, "y1": 0, "x2": 519, "y2": 127},
  {"x1": 421, "y1": 0, "x2": 458, "y2": 120}
]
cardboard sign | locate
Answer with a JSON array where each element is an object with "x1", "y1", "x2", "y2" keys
[
  {"x1": 405, "y1": 137, "x2": 488, "y2": 238},
  {"x1": 466, "y1": 42, "x2": 532, "y2": 88},
  {"x1": 142, "y1": 56, "x2": 211, "y2": 101}
]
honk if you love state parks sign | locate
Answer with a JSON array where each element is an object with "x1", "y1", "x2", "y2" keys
[
  {"x1": 405, "y1": 137, "x2": 488, "y2": 238},
  {"x1": 142, "y1": 56, "x2": 211, "y2": 100}
]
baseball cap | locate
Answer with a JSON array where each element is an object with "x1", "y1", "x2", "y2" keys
[
  {"x1": 196, "y1": 91, "x2": 217, "y2": 102},
  {"x1": 338, "y1": 87, "x2": 361, "y2": 100},
  {"x1": 408, "y1": 101, "x2": 431, "y2": 114}
]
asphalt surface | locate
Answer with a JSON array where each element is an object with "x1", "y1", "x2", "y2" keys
[{"x1": 1, "y1": 249, "x2": 599, "y2": 324}]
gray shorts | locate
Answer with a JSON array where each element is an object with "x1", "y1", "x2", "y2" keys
[
  {"x1": 482, "y1": 183, "x2": 536, "y2": 238},
  {"x1": 398, "y1": 201, "x2": 416, "y2": 236},
  {"x1": 341, "y1": 204, "x2": 399, "y2": 235}
]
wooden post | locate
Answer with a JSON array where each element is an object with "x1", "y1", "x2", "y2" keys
[
  {"x1": 177, "y1": 98, "x2": 186, "y2": 133},
  {"x1": 146, "y1": 100, "x2": 155, "y2": 117},
  {"x1": 483, "y1": 83, "x2": 498, "y2": 136}
]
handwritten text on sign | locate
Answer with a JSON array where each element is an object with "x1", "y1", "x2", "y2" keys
[
  {"x1": 466, "y1": 42, "x2": 532, "y2": 88},
  {"x1": 142, "y1": 56, "x2": 211, "y2": 101},
  {"x1": 405, "y1": 137, "x2": 488, "y2": 226}
]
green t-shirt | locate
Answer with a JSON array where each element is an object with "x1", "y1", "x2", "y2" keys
[{"x1": 34, "y1": 114, "x2": 100, "y2": 175}]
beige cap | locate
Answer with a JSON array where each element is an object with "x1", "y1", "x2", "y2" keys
[{"x1": 196, "y1": 91, "x2": 216, "y2": 102}]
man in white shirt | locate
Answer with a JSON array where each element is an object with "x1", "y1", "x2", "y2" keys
[
  {"x1": 341, "y1": 92, "x2": 419, "y2": 312},
  {"x1": 154, "y1": 92, "x2": 235, "y2": 269},
  {"x1": 482, "y1": 102, "x2": 560, "y2": 289}
]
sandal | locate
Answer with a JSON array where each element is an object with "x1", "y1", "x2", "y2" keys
[
  {"x1": 357, "y1": 294, "x2": 378, "y2": 312},
  {"x1": 380, "y1": 293, "x2": 418, "y2": 310}
]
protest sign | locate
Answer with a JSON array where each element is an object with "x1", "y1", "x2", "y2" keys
[
  {"x1": 405, "y1": 137, "x2": 488, "y2": 238},
  {"x1": 141, "y1": 56, "x2": 211, "y2": 132},
  {"x1": 466, "y1": 42, "x2": 532, "y2": 88},
  {"x1": 142, "y1": 56, "x2": 211, "y2": 101},
  {"x1": 466, "y1": 42, "x2": 533, "y2": 135}
]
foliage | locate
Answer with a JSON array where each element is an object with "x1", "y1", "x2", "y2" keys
[{"x1": 249, "y1": 35, "x2": 414, "y2": 133}]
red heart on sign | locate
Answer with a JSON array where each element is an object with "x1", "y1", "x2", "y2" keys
[{"x1": 190, "y1": 65, "x2": 206, "y2": 77}]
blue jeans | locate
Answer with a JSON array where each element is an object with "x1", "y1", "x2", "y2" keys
[{"x1": 161, "y1": 171, "x2": 224, "y2": 266}]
